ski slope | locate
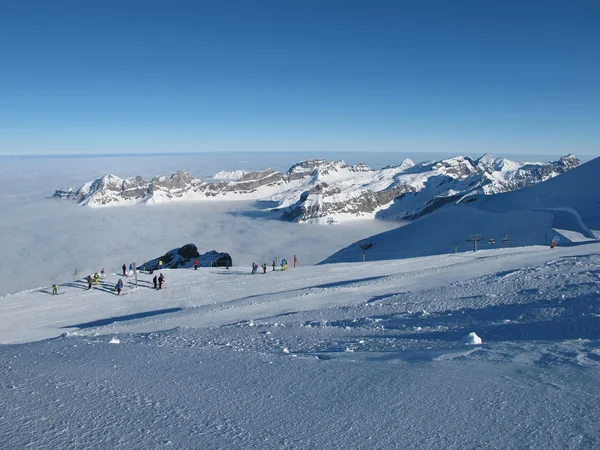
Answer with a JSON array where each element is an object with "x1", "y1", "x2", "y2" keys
[{"x1": 1, "y1": 242, "x2": 600, "y2": 448}]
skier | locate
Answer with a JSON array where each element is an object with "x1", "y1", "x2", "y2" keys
[
  {"x1": 158, "y1": 273, "x2": 165, "y2": 289},
  {"x1": 100, "y1": 268, "x2": 105, "y2": 278},
  {"x1": 280, "y1": 259, "x2": 285, "y2": 271},
  {"x1": 293, "y1": 254, "x2": 297, "y2": 268},
  {"x1": 93, "y1": 272, "x2": 100, "y2": 285},
  {"x1": 122, "y1": 264, "x2": 127, "y2": 276},
  {"x1": 52, "y1": 284, "x2": 58, "y2": 295},
  {"x1": 129, "y1": 263, "x2": 134, "y2": 276},
  {"x1": 262, "y1": 263, "x2": 267, "y2": 274},
  {"x1": 153, "y1": 275, "x2": 158, "y2": 289},
  {"x1": 193, "y1": 259, "x2": 198, "y2": 270},
  {"x1": 272, "y1": 260, "x2": 276, "y2": 271},
  {"x1": 251, "y1": 262, "x2": 256, "y2": 274},
  {"x1": 115, "y1": 278, "x2": 123, "y2": 295},
  {"x1": 87, "y1": 275, "x2": 93, "y2": 290}
]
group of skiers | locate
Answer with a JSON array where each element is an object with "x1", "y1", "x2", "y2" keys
[
  {"x1": 152, "y1": 273, "x2": 166, "y2": 289},
  {"x1": 110, "y1": 271, "x2": 165, "y2": 294},
  {"x1": 53, "y1": 254, "x2": 298, "y2": 295},
  {"x1": 252, "y1": 262, "x2": 268, "y2": 274},
  {"x1": 122, "y1": 263, "x2": 135, "y2": 276},
  {"x1": 85, "y1": 269, "x2": 106, "y2": 290},
  {"x1": 252, "y1": 255, "x2": 297, "y2": 274},
  {"x1": 69, "y1": 267, "x2": 127, "y2": 295},
  {"x1": 52, "y1": 265, "x2": 166, "y2": 296}
]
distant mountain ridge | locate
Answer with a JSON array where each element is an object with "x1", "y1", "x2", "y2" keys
[{"x1": 53, "y1": 154, "x2": 579, "y2": 224}]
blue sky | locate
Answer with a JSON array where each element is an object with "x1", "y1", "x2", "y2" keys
[{"x1": 0, "y1": 0, "x2": 598, "y2": 156}]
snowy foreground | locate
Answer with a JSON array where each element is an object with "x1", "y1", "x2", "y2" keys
[{"x1": 2, "y1": 244, "x2": 600, "y2": 448}]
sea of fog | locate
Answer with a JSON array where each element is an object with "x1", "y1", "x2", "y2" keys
[{"x1": 0, "y1": 151, "x2": 587, "y2": 297}]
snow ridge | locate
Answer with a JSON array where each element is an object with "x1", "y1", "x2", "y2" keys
[{"x1": 213, "y1": 169, "x2": 249, "y2": 180}]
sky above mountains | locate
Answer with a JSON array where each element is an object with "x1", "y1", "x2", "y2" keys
[{"x1": 1, "y1": 0, "x2": 598, "y2": 156}]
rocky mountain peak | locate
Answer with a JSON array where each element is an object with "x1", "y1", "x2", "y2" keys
[
  {"x1": 556, "y1": 154, "x2": 580, "y2": 171},
  {"x1": 287, "y1": 159, "x2": 331, "y2": 175}
]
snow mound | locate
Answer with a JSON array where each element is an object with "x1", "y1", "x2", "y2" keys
[
  {"x1": 464, "y1": 332, "x2": 482, "y2": 345},
  {"x1": 109, "y1": 337, "x2": 120, "y2": 344}
]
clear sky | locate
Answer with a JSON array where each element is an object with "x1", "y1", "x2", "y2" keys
[{"x1": 0, "y1": 0, "x2": 598, "y2": 156}]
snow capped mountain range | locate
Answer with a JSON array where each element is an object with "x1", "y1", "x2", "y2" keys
[
  {"x1": 323, "y1": 156, "x2": 599, "y2": 263},
  {"x1": 53, "y1": 154, "x2": 580, "y2": 224}
]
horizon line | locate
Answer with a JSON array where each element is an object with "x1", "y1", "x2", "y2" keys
[{"x1": 0, "y1": 150, "x2": 592, "y2": 159}]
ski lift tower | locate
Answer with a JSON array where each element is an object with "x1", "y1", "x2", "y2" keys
[
  {"x1": 360, "y1": 242, "x2": 374, "y2": 262},
  {"x1": 467, "y1": 234, "x2": 483, "y2": 252}
]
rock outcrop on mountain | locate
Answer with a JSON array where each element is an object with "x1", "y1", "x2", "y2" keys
[
  {"x1": 141, "y1": 244, "x2": 233, "y2": 270},
  {"x1": 53, "y1": 154, "x2": 580, "y2": 224}
]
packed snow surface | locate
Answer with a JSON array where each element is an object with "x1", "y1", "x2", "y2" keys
[{"x1": 2, "y1": 243, "x2": 600, "y2": 449}]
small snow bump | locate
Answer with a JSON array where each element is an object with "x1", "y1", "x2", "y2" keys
[{"x1": 464, "y1": 332, "x2": 482, "y2": 345}]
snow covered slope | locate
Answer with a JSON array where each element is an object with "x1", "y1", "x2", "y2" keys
[
  {"x1": 462, "y1": 155, "x2": 600, "y2": 231},
  {"x1": 323, "y1": 157, "x2": 599, "y2": 263},
  {"x1": 1, "y1": 243, "x2": 600, "y2": 448},
  {"x1": 52, "y1": 154, "x2": 579, "y2": 224},
  {"x1": 213, "y1": 169, "x2": 249, "y2": 180}
]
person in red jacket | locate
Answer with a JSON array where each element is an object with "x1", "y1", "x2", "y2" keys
[{"x1": 193, "y1": 259, "x2": 199, "y2": 270}]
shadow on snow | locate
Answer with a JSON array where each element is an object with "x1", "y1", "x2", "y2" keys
[
  {"x1": 63, "y1": 308, "x2": 184, "y2": 329},
  {"x1": 332, "y1": 292, "x2": 600, "y2": 343}
]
